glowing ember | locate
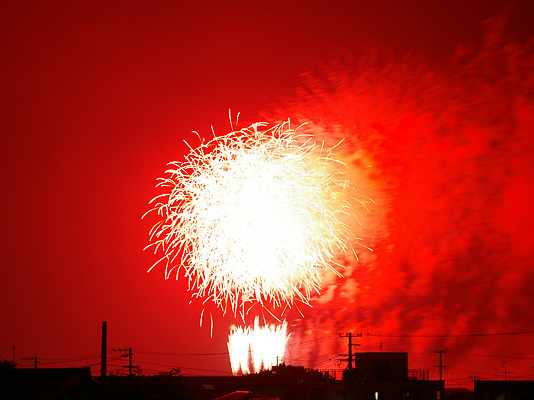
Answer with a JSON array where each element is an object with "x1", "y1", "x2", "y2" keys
[
  {"x1": 227, "y1": 317, "x2": 289, "y2": 375},
  {"x1": 145, "y1": 119, "x2": 354, "y2": 317}
]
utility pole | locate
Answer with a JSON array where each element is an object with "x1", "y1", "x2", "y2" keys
[
  {"x1": 340, "y1": 333, "x2": 353, "y2": 372},
  {"x1": 502, "y1": 360, "x2": 508, "y2": 381},
  {"x1": 22, "y1": 356, "x2": 38, "y2": 369},
  {"x1": 433, "y1": 349, "x2": 446, "y2": 381},
  {"x1": 339, "y1": 333, "x2": 362, "y2": 371},
  {"x1": 113, "y1": 347, "x2": 134, "y2": 376},
  {"x1": 339, "y1": 333, "x2": 362, "y2": 400},
  {"x1": 128, "y1": 347, "x2": 132, "y2": 376},
  {"x1": 378, "y1": 330, "x2": 383, "y2": 352}
]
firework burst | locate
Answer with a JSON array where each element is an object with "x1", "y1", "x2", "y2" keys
[{"x1": 146, "y1": 119, "x2": 355, "y2": 317}]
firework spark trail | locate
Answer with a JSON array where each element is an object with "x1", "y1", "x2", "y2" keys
[
  {"x1": 227, "y1": 317, "x2": 289, "y2": 375},
  {"x1": 250, "y1": 318, "x2": 289, "y2": 373},
  {"x1": 146, "y1": 120, "x2": 358, "y2": 318},
  {"x1": 227, "y1": 323, "x2": 252, "y2": 375}
]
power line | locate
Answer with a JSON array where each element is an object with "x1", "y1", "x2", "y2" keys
[
  {"x1": 179, "y1": 366, "x2": 233, "y2": 375},
  {"x1": 292, "y1": 336, "x2": 338, "y2": 346},
  {"x1": 447, "y1": 350, "x2": 534, "y2": 360},
  {"x1": 38, "y1": 356, "x2": 100, "y2": 366},
  {"x1": 382, "y1": 331, "x2": 534, "y2": 338},
  {"x1": 39, "y1": 353, "x2": 101, "y2": 361},
  {"x1": 135, "y1": 350, "x2": 228, "y2": 356},
  {"x1": 134, "y1": 360, "x2": 184, "y2": 369}
]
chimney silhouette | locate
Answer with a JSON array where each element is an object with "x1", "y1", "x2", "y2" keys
[{"x1": 101, "y1": 321, "x2": 107, "y2": 378}]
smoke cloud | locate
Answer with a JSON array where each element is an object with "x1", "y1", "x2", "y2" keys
[{"x1": 264, "y1": 13, "x2": 534, "y2": 384}]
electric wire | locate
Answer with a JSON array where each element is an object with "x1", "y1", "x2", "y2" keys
[{"x1": 381, "y1": 331, "x2": 534, "y2": 338}]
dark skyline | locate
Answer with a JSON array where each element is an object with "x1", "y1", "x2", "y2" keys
[{"x1": 1, "y1": 0, "x2": 534, "y2": 387}]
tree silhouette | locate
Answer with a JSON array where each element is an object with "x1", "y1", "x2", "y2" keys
[{"x1": 0, "y1": 359, "x2": 17, "y2": 369}]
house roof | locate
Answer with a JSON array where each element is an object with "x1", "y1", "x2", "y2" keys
[{"x1": 214, "y1": 390, "x2": 279, "y2": 400}]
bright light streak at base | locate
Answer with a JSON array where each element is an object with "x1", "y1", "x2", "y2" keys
[
  {"x1": 227, "y1": 317, "x2": 289, "y2": 375},
  {"x1": 146, "y1": 119, "x2": 356, "y2": 318}
]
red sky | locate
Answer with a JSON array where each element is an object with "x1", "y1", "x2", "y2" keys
[{"x1": 1, "y1": 0, "x2": 533, "y2": 388}]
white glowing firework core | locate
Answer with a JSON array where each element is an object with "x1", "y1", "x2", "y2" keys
[
  {"x1": 227, "y1": 317, "x2": 289, "y2": 375},
  {"x1": 147, "y1": 120, "x2": 351, "y2": 316}
]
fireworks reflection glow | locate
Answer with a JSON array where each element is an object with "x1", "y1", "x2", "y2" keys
[{"x1": 227, "y1": 317, "x2": 289, "y2": 375}]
